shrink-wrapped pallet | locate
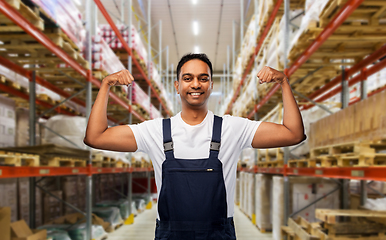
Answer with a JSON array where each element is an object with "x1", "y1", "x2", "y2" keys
[
  {"x1": 255, "y1": 174, "x2": 272, "y2": 231},
  {"x1": 246, "y1": 173, "x2": 255, "y2": 219},
  {"x1": 272, "y1": 176, "x2": 284, "y2": 240},
  {"x1": 99, "y1": 24, "x2": 148, "y2": 67},
  {"x1": 239, "y1": 172, "x2": 246, "y2": 212},
  {"x1": 235, "y1": 176, "x2": 240, "y2": 206},
  {"x1": 43, "y1": 115, "x2": 87, "y2": 149},
  {"x1": 290, "y1": 0, "x2": 330, "y2": 54},
  {"x1": 92, "y1": 36, "x2": 125, "y2": 75},
  {"x1": 31, "y1": 0, "x2": 86, "y2": 49}
]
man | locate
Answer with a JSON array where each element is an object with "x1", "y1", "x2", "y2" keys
[{"x1": 84, "y1": 53, "x2": 306, "y2": 239}]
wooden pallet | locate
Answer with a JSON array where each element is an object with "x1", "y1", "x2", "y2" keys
[
  {"x1": 44, "y1": 156, "x2": 87, "y2": 167},
  {"x1": 310, "y1": 141, "x2": 377, "y2": 158},
  {"x1": 257, "y1": 160, "x2": 284, "y2": 168},
  {"x1": 288, "y1": 159, "x2": 310, "y2": 168},
  {"x1": 0, "y1": 151, "x2": 40, "y2": 166},
  {"x1": 257, "y1": 148, "x2": 283, "y2": 162},
  {"x1": 316, "y1": 209, "x2": 386, "y2": 224},
  {"x1": 256, "y1": 225, "x2": 271, "y2": 233},
  {"x1": 0, "y1": 0, "x2": 44, "y2": 31},
  {"x1": 286, "y1": 215, "x2": 386, "y2": 240}
]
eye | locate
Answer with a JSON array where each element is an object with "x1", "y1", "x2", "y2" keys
[
  {"x1": 183, "y1": 77, "x2": 192, "y2": 81},
  {"x1": 201, "y1": 78, "x2": 209, "y2": 81}
]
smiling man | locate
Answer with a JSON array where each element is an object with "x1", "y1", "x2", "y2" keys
[{"x1": 84, "y1": 53, "x2": 306, "y2": 240}]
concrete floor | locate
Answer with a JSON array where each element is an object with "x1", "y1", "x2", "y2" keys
[{"x1": 108, "y1": 203, "x2": 273, "y2": 240}]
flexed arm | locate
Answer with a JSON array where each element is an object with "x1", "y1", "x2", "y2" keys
[
  {"x1": 252, "y1": 66, "x2": 306, "y2": 148},
  {"x1": 84, "y1": 70, "x2": 138, "y2": 152}
]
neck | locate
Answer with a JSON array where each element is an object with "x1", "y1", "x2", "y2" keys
[{"x1": 180, "y1": 105, "x2": 208, "y2": 125}]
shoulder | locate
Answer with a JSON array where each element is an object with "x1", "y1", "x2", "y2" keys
[{"x1": 222, "y1": 114, "x2": 250, "y2": 125}]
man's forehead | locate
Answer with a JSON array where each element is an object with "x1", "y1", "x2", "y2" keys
[{"x1": 180, "y1": 59, "x2": 210, "y2": 74}]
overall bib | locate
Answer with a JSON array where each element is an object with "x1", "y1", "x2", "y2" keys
[{"x1": 155, "y1": 115, "x2": 236, "y2": 240}]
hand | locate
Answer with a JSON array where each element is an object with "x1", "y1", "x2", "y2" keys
[
  {"x1": 102, "y1": 69, "x2": 134, "y2": 86},
  {"x1": 257, "y1": 66, "x2": 288, "y2": 85}
]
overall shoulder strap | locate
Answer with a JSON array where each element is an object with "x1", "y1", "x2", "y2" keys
[
  {"x1": 162, "y1": 118, "x2": 174, "y2": 159},
  {"x1": 210, "y1": 115, "x2": 222, "y2": 158}
]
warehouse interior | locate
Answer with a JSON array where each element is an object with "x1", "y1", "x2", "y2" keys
[{"x1": 0, "y1": 0, "x2": 386, "y2": 239}]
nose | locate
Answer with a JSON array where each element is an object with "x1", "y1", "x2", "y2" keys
[{"x1": 191, "y1": 77, "x2": 201, "y2": 89}]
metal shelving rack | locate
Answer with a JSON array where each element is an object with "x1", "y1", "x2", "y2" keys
[
  {"x1": 0, "y1": 0, "x2": 163, "y2": 238},
  {"x1": 234, "y1": 0, "x2": 386, "y2": 228}
]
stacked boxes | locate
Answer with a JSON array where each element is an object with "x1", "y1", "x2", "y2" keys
[
  {"x1": 17, "y1": 178, "x2": 29, "y2": 226},
  {"x1": 99, "y1": 24, "x2": 148, "y2": 66},
  {"x1": 77, "y1": 176, "x2": 86, "y2": 212},
  {"x1": 91, "y1": 35, "x2": 125, "y2": 74},
  {"x1": 309, "y1": 89, "x2": 386, "y2": 149},
  {"x1": 0, "y1": 95, "x2": 15, "y2": 148},
  {"x1": 43, "y1": 191, "x2": 63, "y2": 224},
  {"x1": 272, "y1": 176, "x2": 340, "y2": 240},
  {"x1": 62, "y1": 177, "x2": 79, "y2": 215},
  {"x1": 0, "y1": 179, "x2": 18, "y2": 222},
  {"x1": 255, "y1": 174, "x2": 272, "y2": 231}
]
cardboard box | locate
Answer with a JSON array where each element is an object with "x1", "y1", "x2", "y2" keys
[
  {"x1": 0, "y1": 207, "x2": 11, "y2": 240},
  {"x1": 10, "y1": 220, "x2": 46, "y2": 240},
  {"x1": 43, "y1": 191, "x2": 62, "y2": 223}
]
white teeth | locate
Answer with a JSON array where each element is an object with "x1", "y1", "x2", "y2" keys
[{"x1": 191, "y1": 93, "x2": 201, "y2": 96}]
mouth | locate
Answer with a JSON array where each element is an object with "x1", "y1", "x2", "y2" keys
[{"x1": 188, "y1": 92, "x2": 204, "y2": 97}]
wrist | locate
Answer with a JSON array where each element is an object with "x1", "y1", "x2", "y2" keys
[
  {"x1": 101, "y1": 79, "x2": 112, "y2": 88},
  {"x1": 280, "y1": 77, "x2": 290, "y2": 86}
]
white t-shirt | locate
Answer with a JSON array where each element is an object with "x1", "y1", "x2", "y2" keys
[{"x1": 129, "y1": 110, "x2": 261, "y2": 219}]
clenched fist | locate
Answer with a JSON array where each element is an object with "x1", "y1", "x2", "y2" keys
[
  {"x1": 257, "y1": 66, "x2": 288, "y2": 85},
  {"x1": 102, "y1": 69, "x2": 134, "y2": 86}
]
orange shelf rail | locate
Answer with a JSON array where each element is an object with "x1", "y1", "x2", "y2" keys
[
  {"x1": 225, "y1": 0, "x2": 283, "y2": 114},
  {"x1": 0, "y1": 0, "x2": 145, "y2": 122},
  {"x1": 301, "y1": 44, "x2": 386, "y2": 110},
  {"x1": 0, "y1": 166, "x2": 154, "y2": 178},
  {"x1": 247, "y1": 0, "x2": 364, "y2": 119},
  {"x1": 0, "y1": 82, "x2": 77, "y2": 116},
  {"x1": 238, "y1": 166, "x2": 386, "y2": 182},
  {"x1": 94, "y1": 0, "x2": 171, "y2": 117}
]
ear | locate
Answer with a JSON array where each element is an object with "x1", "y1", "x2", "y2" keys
[
  {"x1": 174, "y1": 80, "x2": 179, "y2": 94},
  {"x1": 211, "y1": 79, "x2": 214, "y2": 90}
]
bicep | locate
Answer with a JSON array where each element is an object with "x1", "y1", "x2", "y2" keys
[
  {"x1": 85, "y1": 125, "x2": 138, "y2": 152},
  {"x1": 252, "y1": 122, "x2": 303, "y2": 148}
]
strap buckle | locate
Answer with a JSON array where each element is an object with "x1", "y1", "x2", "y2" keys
[
  {"x1": 210, "y1": 142, "x2": 221, "y2": 151},
  {"x1": 163, "y1": 142, "x2": 173, "y2": 152}
]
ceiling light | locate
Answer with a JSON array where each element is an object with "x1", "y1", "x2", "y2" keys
[
  {"x1": 193, "y1": 21, "x2": 199, "y2": 35},
  {"x1": 194, "y1": 46, "x2": 200, "y2": 53},
  {"x1": 192, "y1": 0, "x2": 198, "y2": 4}
]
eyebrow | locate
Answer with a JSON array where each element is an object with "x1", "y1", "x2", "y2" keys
[{"x1": 181, "y1": 73, "x2": 210, "y2": 78}]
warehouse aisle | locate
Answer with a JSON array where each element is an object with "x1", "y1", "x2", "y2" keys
[
  {"x1": 108, "y1": 204, "x2": 158, "y2": 239},
  {"x1": 108, "y1": 203, "x2": 273, "y2": 240},
  {"x1": 233, "y1": 206, "x2": 273, "y2": 240}
]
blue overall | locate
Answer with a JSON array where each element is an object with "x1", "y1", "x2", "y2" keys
[{"x1": 155, "y1": 115, "x2": 236, "y2": 240}]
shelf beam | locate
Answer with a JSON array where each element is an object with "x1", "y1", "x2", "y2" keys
[
  {"x1": 239, "y1": 166, "x2": 386, "y2": 182},
  {"x1": 0, "y1": 166, "x2": 154, "y2": 178}
]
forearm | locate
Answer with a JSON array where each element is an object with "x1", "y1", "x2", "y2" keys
[
  {"x1": 281, "y1": 80, "x2": 306, "y2": 141},
  {"x1": 84, "y1": 81, "x2": 111, "y2": 143}
]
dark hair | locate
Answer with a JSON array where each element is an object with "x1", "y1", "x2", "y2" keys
[{"x1": 176, "y1": 53, "x2": 213, "y2": 80}]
